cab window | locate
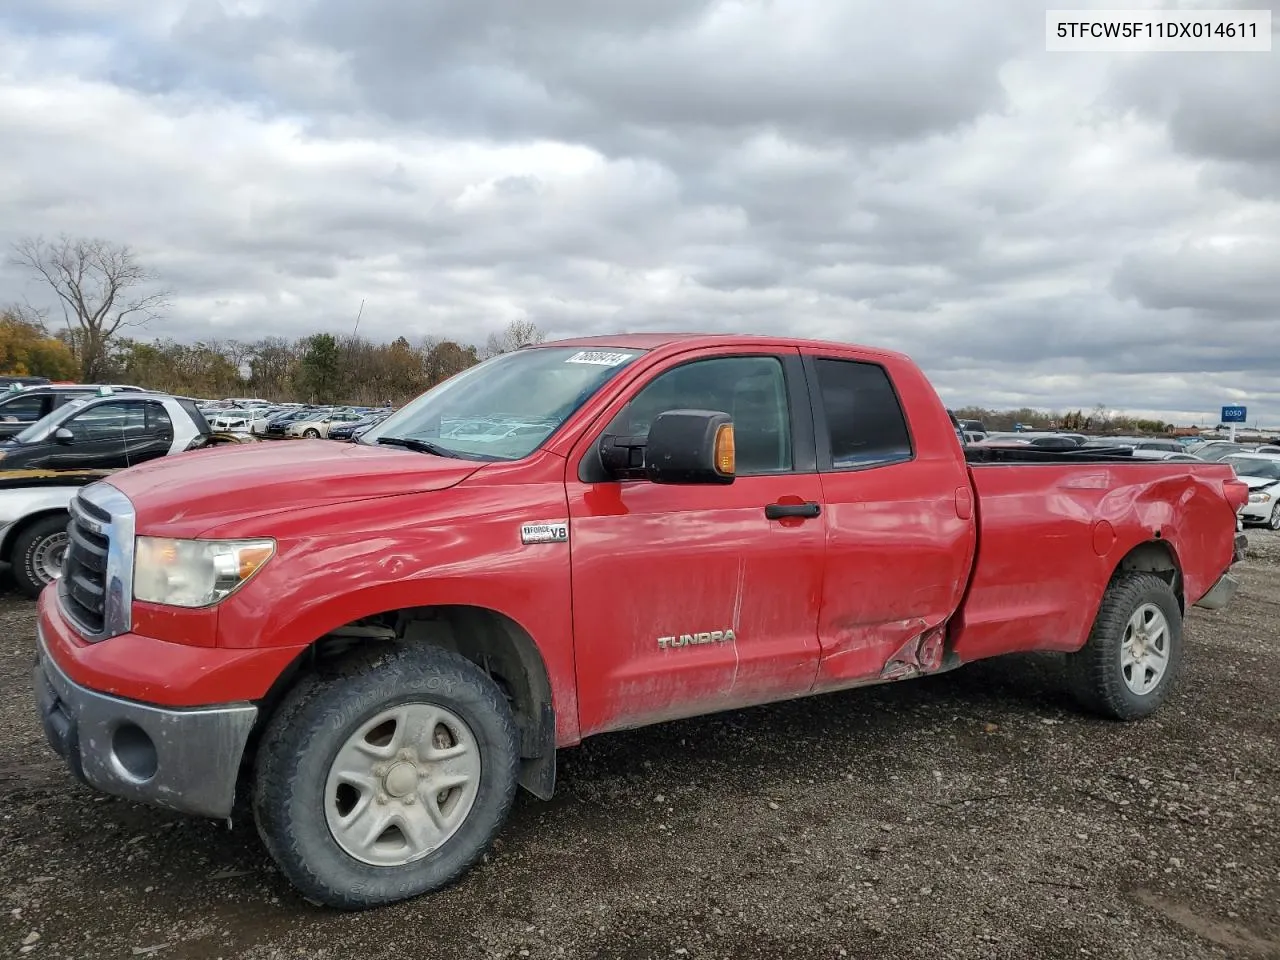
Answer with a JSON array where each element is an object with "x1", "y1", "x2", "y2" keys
[
  {"x1": 64, "y1": 403, "x2": 146, "y2": 441},
  {"x1": 606, "y1": 355, "x2": 793, "y2": 475},
  {"x1": 0, "y1": 394, "x2": 46, "y2": 424}
]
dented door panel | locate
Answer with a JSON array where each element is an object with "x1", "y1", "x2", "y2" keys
[{"x1": 800, "y1": 349, "x2": 978, "y2": 691}]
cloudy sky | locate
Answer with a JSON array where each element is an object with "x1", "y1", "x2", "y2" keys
[{"x1": 1, "y1": 0, "x2": 1276, "y2": 425}]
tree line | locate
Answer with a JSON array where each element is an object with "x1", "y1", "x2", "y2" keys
[
  {"x1": 0, "y1": 310, "x2": 543, "y2": 405},
  {"x1": 953, "y1": 405, "x2": 1179, "y2": 436},
  {"x1": 3, "y1": 235, "x2": 544, "y2": 404}
]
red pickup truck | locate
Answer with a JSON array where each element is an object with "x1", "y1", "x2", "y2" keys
[{"x1": 31, "y1": 334, "x2": 1248, "y2": 909}]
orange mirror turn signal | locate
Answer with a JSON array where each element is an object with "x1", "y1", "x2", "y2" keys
[{"x1": 714, "y1": 423, "x2": 735, "y2": 476}]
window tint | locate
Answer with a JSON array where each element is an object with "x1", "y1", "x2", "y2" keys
[
  {"x1": 607, "y1": 356, "x2": 792, "y2": 474},
  {"x1": 65, "y1": 402, "x2": 146, "y2": 441},
  {"x1": 145, "y1": 403, "x2": 174, "y2": 440},
  {"x1": 0, "y1": 395, "x2": 46, "y2": 423},
  {"x1": 812, "y1": 358, "x2": 913, "y2": 469}
]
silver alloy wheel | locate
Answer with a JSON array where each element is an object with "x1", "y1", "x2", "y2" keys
[
  {"x1": 33, "y1": 531, "x2": 68, "y2": 584},
  {"x1": 1270, "y1": 503, "x2": 1280, "y2": 530},
  {"x1": 324, "y1": 703, "x2": 482, "y2": 867},
  {"x1": 1121, "y1": 602, "x2": 1170, "y2": 696}
]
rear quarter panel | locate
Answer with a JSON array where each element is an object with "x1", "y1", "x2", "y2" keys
[{"x1": 950, "y1": 461, "x2": 1241, "y2": 663}]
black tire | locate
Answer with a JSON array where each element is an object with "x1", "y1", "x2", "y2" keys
[
  {"x1": 1066, "y1": 571, "x2": 1183, "y2": 721},
  {"x1": 1269, "y1": 503, "x2": 1280, "y2": 531},
  {"x1": 302, "y1": 428, "x2": 320, "y2": 439},
  {"x1": 252, "y1": 644, "x2": 520, "y2": 910},
  {"x1": 11, "y1": 514, "x2": 69, "y2": 599}
]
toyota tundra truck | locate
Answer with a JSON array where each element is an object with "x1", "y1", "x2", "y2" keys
[{"x1": 31, "y1": 334, "x2": 1249, "y2": 910}]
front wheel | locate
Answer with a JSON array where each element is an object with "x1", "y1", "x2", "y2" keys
[
  {"x1": 1066, "y1": 571, "x2": 1183, "y2": 721},
  {"x1": 302, "y1": 428, "x2": 320, "y2": 439},
  {"x1": 252, "y1": 644, "x2": 520, "y2": 909},
  {"x1": 1268, "y1": 503, "x2": 1280, "y2": 531},
  {"x1": 11, "y1": 514, "x2": 69, "y2": 599}
]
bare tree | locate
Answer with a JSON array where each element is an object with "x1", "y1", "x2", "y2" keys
[
  {"x1": 481, "y1": 318, "x2": 544, "y2": 359},
  {"x1": 2, "y1": 300, "x2": 55, "y2": 336},
  {"x1": 11, "y1": 235, "x2": 170, "y2": 381}
]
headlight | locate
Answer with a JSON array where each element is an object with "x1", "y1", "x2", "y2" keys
[
  {"x1": 1249, "y1": 492, "x2": 1271, "y2": 503},
  {"x1": 133, "y1": 537, "x2": 275, "y2": 607}
]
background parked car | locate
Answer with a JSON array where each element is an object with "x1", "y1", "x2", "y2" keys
[
  {"x1": 261, "y1": 407, "x2": 331, "y2": 437},
  {"x1": 286, "y1": 410, "x2": 366, "y2": 439},
  {"x1": 1192, "y1": 441, "x2": 1254, "y2": 461},
  {"x1": 0, "y1": 389, "x2": 254, "y2": 596},
  {"x1": 328, "y1": 411, "x2": 391, "y2": 441},
  {"x1": 207, "y1": 407, "x2": 274, "y2": 433},
  {"x1": 0, "y1": 384, "x2": 148, "y2": 438},
  {"x1": 1224, "y1": 453, "x2": 1280, "y2": 529}
]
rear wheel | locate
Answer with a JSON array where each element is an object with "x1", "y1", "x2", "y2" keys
[
  {"x1": 252, "y1": 644, "x2": 520, "y2": 909},
  {"x1": 11, "y1": 514, "x2": 69, "y2": 599},
  {"x1": 1066, "y1": 572, "x2": 1183, "y2": 720}
]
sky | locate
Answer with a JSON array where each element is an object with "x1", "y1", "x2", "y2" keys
[{"x1": 0, "y1": 1, "x2": 1277, "y2": 426}]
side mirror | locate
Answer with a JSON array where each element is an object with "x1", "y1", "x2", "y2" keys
[
  {"x1": 599, "y1": 409, "x2": 736, "y2": 484},
  {"x1": 53, "y1": 427, "x2": 74, "y2": 444}
]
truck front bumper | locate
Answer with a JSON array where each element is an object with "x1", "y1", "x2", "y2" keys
[{"x1": 32, "y1": 624, "x2": 258, "y2": 820}]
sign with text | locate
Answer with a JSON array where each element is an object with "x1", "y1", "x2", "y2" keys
[{"x1": 1221, "y1": 405, "x2": 1247, "y2": 424}]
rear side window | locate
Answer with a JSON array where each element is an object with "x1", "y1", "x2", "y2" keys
[
  {"x1": 812, "y1": 358, "x2": 913, "y2": 469},
  {"x1": 177, "y1": 398, "x2": 210, "y2": 433},
  {"x1": 145, "y1": 402, "x2": 174, "y2": 440}
]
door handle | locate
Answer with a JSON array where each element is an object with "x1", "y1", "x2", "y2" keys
[{"x1": 765, "y1": 501, "x2": 822, "y2": 520}]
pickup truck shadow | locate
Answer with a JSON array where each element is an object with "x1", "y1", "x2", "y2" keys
[{"x1": 542, "y1": 653, "x2": 1076, "y2": 814}]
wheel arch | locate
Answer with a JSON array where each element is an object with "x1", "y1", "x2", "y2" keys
[
  {"x1": 253, "y1": 603, "x2": 558, "y2": 800},
  {"x1": 1112, "y1": 538, "x2": 1184, "y2": 612},
  {"x1": 0, "y1": 505, "x2": 70, "y2": 560}
]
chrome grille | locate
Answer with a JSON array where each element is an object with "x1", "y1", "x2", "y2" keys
[
  {"x1": 56, "y1": 483, "x2": 135, "y2": 641},
  {"x1": 61, "y1": 500, "x2": 108, "y2": 632}
]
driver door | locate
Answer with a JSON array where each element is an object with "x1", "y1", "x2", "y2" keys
[
  {"x1": 47, "y1": 402, "x2": 145, "y2": 470},
  {"x1": 566, "y1": 347, "x2": 825, "y2": 737}
]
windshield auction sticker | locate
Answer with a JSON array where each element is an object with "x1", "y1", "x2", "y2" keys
[{"x1": 564, "y1": 351, "x2": 635, "y2": 366}]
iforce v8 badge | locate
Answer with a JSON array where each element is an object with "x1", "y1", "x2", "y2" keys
[{"x1": 520, "y1": 521, "x2": 569, "y2": 544}]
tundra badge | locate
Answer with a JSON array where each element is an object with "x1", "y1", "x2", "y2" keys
[
  {"x1": 657, "y1": 630, "x2": 737, "y2": 650},
  {"x1": 521, "y1": 521, "x2": 569, "y2": 544}
]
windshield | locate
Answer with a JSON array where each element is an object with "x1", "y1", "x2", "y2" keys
[
  {"x1": 360, "y1": 346, "x2": 646, "y2": 461},
  {"x1": 12, "y1": 397, "x2": 92, "y2": 443},
  {"x1": 1226, "y1": 457, "x2": 1280, "y2": 480}
]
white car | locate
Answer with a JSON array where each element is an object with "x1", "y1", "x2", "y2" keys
[
  {"x1": 1224, "y1": 453, "x2": 1280, "y2": 529},
  {"x1": 208, "y1": 407, "x2": 274, "y2": 433},
  {"x1": 286, "y1": 411, "x2": 366, "y2": 439}
]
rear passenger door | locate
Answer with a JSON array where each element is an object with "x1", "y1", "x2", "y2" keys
[{"x1": 800, "y1": 350, "x2": 977, "y2": 691}]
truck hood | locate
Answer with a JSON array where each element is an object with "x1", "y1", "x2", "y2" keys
[{"x1": 105, "y1": 441, "x2": 484, "y2": 533}]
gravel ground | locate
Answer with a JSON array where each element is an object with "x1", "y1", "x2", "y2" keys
[{"x1": 1, "y1": 535, "x2": 1278, "y2": 960}]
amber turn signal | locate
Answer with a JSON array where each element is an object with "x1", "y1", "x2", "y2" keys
[
  {"x1": 237, "y1": 544, "x2": 275, "y2": 579},
  {"x1": 714, "y1": 423, "x2": 735, "y2": 476}
]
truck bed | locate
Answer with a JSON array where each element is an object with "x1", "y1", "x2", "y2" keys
[{"x1": 950, "y1": 453, "x2": 1244, "y2": 663}]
